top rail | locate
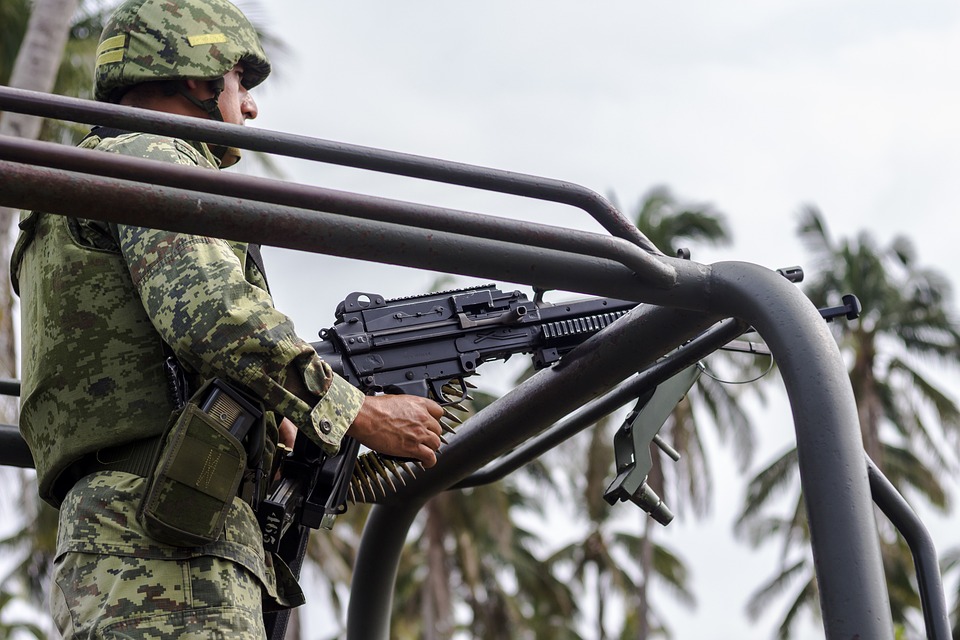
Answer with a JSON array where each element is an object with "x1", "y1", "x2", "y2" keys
[
  {"x1": 0, "y1": 85, "x2": 659, "y2": 253},
  {"x1": 0, "y1": 135, "x2": 676, "y2": 288}
]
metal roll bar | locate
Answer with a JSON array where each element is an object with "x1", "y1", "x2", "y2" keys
[
  {"x1": 0, "y1": 134, "x2": 674, "y2": 287},
  {"x1": 0, "y1": 85, "x2": 658, "y2": 253},
  {"x1": 1, "y1": 84, "x2": 945, "y2": 638},
  {"x1": 455, "y1": 317, "x2": 750, "y2": 489}
]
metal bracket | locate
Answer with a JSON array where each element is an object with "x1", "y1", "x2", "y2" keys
[{"x1": 602, "y1": 364, "x2": 702, "y2": 524}]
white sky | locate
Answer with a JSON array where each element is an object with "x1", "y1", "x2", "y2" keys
[{"x1": 243, "y1": 1, "x2": 960, "y2": 638}]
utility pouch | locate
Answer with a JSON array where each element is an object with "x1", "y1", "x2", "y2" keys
[{"x1": 137, "y1": 379, "x2": 263, "y2": 547}]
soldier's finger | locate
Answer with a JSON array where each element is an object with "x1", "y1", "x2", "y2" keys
[
  {"x1": 424, "y1": 398, "x2": 445, "y2": 419},
  {"x1": 426, "y1": 417, "x2": 443, "y2": 435},
  {"x1": 418, "y1": 445, "x2": 438, "y2": 468},
  {"x1": 421, "y1": 430, "x2": 442, "y2": 452}
]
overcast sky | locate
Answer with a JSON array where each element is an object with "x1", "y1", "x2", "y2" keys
[{"x1": 241, "y1": 1, "x2": 960, "y2": 637}]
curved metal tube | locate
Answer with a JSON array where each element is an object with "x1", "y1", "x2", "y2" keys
[
  {"x1": 0, "y1": 424, "x2": 33, "y2": 468},
  {"x1": 707, "y1": 262, "x2": 893, "y2": 639},
  {"x1": 0, "y1": 86, "x2": 898, "y2": 638},
  {"x1": 0, "y1": 136, "x2": 676, "y2": 287},
  {"x1": 0, "y1": 160, "x2": 705, "y2": 302},
  {"x1": 455, "y1": 317, "x2": 749, "y2": 489},
  {"x1": 0, "y1": 379, "x2": 20, "y2": 396},
  {"x1": 867, "y1": 457, "x2": 951, "y2": 639},
  {"x1": 349, "y1": 305, "x2": 721, "y2": 639},
  {"x1": 0, "y1": 85, "x2": 659, "y2": 253}
]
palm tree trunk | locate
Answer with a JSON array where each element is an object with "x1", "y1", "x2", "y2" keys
[
  {"x1": 597, "y1": 571, "x2": 607, "y2": 640},
  {"x1": 0, "y1": 0, "x2": 79, "y2": 138},
  {"x1": 636, "y1": 450, "x2": 666, "y2": 640},
  {"x1": 0, "y1": 3, "x2": 81, "y2": 634},
  {"x1": 852, "y1": 344, "x2": 884, "y2": 466},
  {"x1": 423, "y1": 497, "x2": 453, "y2": 640},
  {"x1": 637, "y1": 516, "x2": 654, "y2": 640},
  {"x1": 0, "y1": 0, "x2": 81, "y2": 422}
]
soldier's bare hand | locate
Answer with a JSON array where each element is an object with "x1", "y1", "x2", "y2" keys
[
  {"x1": 278, "y1": 417, "x2": 297, "y2": 450},
  {"x1": 347, "y1": 395, "x2": 444, "y2": 467}
]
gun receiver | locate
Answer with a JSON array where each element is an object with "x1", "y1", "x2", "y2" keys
[{"x1": 312, "y1": 285, "x2": 637, "y2": 402}]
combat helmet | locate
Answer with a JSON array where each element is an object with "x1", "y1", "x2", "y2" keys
[{"x1": 94, "y1": 0, "x2": 271, "y2": 107}]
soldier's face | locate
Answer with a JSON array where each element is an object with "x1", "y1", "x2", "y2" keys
[{"x1": 217, "y1": 64, "x2": 258, "y2": 126}]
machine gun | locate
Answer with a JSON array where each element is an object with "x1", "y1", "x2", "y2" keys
[{"x1": 258, "y1": 284, "x2": 638, "y2": 553}]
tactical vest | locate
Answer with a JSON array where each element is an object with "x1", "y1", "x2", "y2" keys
[
  {"x1": 13, "y1": 207, "x2": 175, "y2": 505},
  {"x1": 10, "y1": 132, "x2": 268, "y2": 506}
]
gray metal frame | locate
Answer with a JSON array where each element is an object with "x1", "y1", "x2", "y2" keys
[{"x1": 0, "y1": 85, "x2": 937, "y2": 638}]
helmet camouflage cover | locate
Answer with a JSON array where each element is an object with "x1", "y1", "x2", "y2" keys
[{"x1": 95, "y1": 0, "x2": 271, "y2": 102}]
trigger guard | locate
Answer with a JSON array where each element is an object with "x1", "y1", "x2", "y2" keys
[{"x1": 431, "y1": 378, "x2": 466, "y2": 406}]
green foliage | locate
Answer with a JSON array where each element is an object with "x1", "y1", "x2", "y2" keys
[
  {"x1": 617, "y1": 185, "x2": 732, "y2": 259},
  {"x1": 0, "y1": 0, "x2": 31, "y2": 86},
  {"x1": 0, "y1": 471, "x2": 58, "y2": 638}
]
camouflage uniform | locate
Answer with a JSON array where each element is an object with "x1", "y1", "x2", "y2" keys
[{"x1": 10, "y1": 1, "x2": 365, "y2": 636}]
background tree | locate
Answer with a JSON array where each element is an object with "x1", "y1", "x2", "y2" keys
[
  {"x1": 0, "y1": 0, "x2": 81, "y2": 418},
  {"x1": 503, "y1": 185, "x2": 761, "y2": 639},
  {"x1": 736, "y1": 205, "x2": 960, "y2": 638},
  {"x1": 393, "y1": 482, "x2": 578, "y2": 640}
]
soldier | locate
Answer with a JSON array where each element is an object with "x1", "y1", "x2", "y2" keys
[{"x1": 10, "y1": 0, "x2": 444, "y2": 637}]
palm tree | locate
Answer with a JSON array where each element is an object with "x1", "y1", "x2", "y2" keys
[
  {"x1": 0, "y1": 0, "x2": 31, "y2": 84},
  {"x1": 612, "y1": 185, "x2": 761, "y2": 510},
  {"x1": 1, "y1": 0, "x2": 84, "y2": 423},
  {"x1": 0, "y1": 2, "x2": 96, "y2": 632},
  {"x1": 940, "y1": 546, "x2": 960, "y2": 640},
  {"x1": 391, "y1": 483, "x2": 579, "y2": 640},
  {"x1": 736, "y1": 206, "x2": 960, "y2": 638},
  {"x1": 0, "y1": 592, "x2": 44, "y2": 640},
  {"x1": 546, "y1": 417, "x2": 694, "y2": 640}
]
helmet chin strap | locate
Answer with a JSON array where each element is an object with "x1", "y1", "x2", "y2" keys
[
  {"x1": 176, "y1": 77, "x2": 241, "y2": 166},
  {"x1": 177, "y1": 77, "x2": 225, "y2": 121}
]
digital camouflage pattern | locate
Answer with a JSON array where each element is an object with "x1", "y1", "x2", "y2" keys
[
  {"x1": 95, "y1": 0, "x2": 271, "y2": 103},
  {"x1": 52, "y1": 471, "x2": 302, "y2": 638},
  {"x1": 54, "y1": 552, "x2": 266, "y2": 639},
  {"x1": 12, "y1": 131, "x2": 365, "y2": 506}
]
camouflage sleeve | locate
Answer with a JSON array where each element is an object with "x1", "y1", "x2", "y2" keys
[
  {"x1": 115, "y1": 225, "x2": 364, "y2": 453},
  {"x1": 94, "y1": 133, "x2": 362, "y2": 452}
]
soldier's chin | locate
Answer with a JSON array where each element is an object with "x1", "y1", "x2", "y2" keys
[{"x1": 219, "y1": 147, "x2": 243, "y2": 168}]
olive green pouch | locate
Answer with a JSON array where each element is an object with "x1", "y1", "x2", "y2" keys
[{"x1": 138, "y1": 380, "x2": 256, "y2": 547}]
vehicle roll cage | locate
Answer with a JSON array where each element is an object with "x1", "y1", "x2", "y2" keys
[{"x1": 0, "y1": 85, "x2": 950, "y2": 639}]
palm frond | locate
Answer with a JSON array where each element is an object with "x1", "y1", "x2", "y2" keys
[
  {"x1": 735, "y1": 447, "x2": 798, "y2": 533},
  {"x1": 745, "y1": 557, "x2": 810, "y2": 620}
]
